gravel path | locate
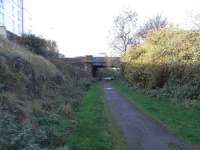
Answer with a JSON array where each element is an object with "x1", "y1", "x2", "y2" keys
[{"x1": 103, "y1": 82, "x2": 196, "y2": 150}]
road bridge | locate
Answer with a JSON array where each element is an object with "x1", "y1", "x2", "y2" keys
[{"x1": 62, "y1": 55, "x2": 108, "y2": 77}]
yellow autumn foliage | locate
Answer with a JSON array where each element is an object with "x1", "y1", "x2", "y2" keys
[{"x1": 122, "y1": 28, "x2": 200, "y2": 99}]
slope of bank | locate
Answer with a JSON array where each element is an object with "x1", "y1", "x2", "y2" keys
[{"x1": 0, "y1": 37, "x2": 90, "y2": 150}]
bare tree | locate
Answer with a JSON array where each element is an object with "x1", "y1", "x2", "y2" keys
[
  {"x1": 138, "y1": 14, "x2": 168, "y2": 38},
  {"x1": 109, "y1": 10, "x2": 138, "y2": 53},
  {"x1": 190, "y1": 12, "x2": 200, "y2": 30}
]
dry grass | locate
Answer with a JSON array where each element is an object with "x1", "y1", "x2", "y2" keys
[
  {"x1": 0, "y1": 37, "x2": 88, "y2": 149},
  {"x1": 0, "y1": 36, "x2": 59, "y2": 77}
]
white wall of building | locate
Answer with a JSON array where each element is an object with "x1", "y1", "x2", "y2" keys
[
  {"x1": 23, "y1": 0, "x2": 32, "y2": 33},
  {"x1": 0, "y1": 0, "x2": 32, "y2": 35}
]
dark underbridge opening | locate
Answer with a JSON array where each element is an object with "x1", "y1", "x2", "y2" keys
[
  {"x1": 92, "y1": 65, "x2": 106, "y2": 77},
  {"x1": 92, "y1": 57, "x2": 106, "y2": 77}
]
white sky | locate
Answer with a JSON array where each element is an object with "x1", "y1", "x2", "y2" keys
[{"x1": 31, "y1": 0, "x2": 200, "y2": 57}]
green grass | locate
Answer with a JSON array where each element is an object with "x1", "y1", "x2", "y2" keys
[
  {"x1": 112, "y1": 80, "x2": 200, "y2": 148},
  {"x1": 69, "y1": 82, "x2": 126, "y2": 150}
]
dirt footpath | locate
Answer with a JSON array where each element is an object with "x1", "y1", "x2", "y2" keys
[{"x1": 103, "y1": 82, "x2": 196, "y2": 150}]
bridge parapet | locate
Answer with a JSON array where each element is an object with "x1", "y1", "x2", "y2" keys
[{"x1": 84, "y1": 55, "x2": 93, "y2": 63}]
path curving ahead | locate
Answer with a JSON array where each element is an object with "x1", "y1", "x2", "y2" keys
[{"x1": 103, "y1": 82, "x2": 196, "y2": 150}]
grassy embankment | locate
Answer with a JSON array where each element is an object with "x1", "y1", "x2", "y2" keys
[
  {"x1": 69, "y1": 82, "x2": 126, "y2": 150},
  {"x1": 0, "y1": 36, "x2": 90, "y2": 150},
  {"x1": 112, "y1": 80, "x2": 200, "y2": 148}
]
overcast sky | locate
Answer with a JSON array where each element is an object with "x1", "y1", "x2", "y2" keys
[{"x1": 31, "y1": 0, "x2": 200, "y2": 57}]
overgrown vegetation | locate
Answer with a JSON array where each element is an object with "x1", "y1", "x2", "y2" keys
[
  {"x1": 112, "y1": 80, "x2": 200, "y2": 147},
  {"x1": 0, "y1": 37, "x2": 90, "y2": 149},
  {"x1": 122, "y1": 28, "x2": 200, "y2": 103},
  {"x1": 17, "y1": 34, "x2": 61, "y2": 59},
  {"x1": 69, "y1": 82, "x2": 126, "y2": 150}
]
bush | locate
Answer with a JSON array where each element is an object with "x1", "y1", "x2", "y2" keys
[
  {"x1": 17, "y1": 34, "x2": 59, "y2": 58},
  {"x1": 122, "y1": 28, "x2": 200, "y2": 101},
  {"x1": 35, "y1": 113, "x2": 70, "y2": 147},
  {"x1": 0, "y1": 112, "x2": 47, "y2": 150}
]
